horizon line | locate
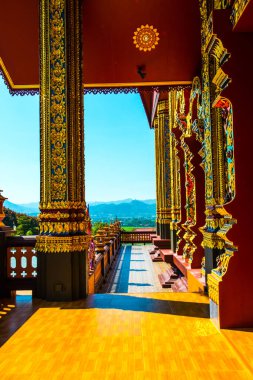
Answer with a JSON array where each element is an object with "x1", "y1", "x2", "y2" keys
[{"x1": 6, "y1": 197, "x2": 156, "y2": 205}]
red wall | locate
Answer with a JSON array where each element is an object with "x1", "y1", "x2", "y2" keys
[{"x1": 214, "y1": 10, "x2": 253, "y2": 328}]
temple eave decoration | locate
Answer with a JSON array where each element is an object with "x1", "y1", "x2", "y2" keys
[{"x1": 0, "y1": 58, "x2": 39, "y2": 96}]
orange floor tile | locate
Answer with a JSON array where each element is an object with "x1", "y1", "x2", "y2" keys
[{"x1": 0, "y1": 292, "x2": 252, "y2": 380}]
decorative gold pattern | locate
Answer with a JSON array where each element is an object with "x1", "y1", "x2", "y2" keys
[
  {"x1": 154, "y1": 117, "x2": 160, "y2": 227},
  {"x1": 155, "y1": 101, "x2": 173, "y2": 228},
  {"x1": 213, "y1": 97, "x2": 235, "y2": 203},
  {"x1": 214, "y1": 0, "x2": 232, "y2": 9},
  {"x1": 36, "y1": 235, "x2": 89, "y2": 253},
  {"x1": 180, "y1": 135, "x2": 197, "y2": 262},
  {"x1": 201, "y1": 231, "x2": 225, "y2": 250},
  {"x1": 49, "y1": 0, "x2": 67, "y2": 201},
  {"x1": 176, "y1": 79, "x2": 205, "y2": 264},
  {"x1": 210, "y1": 36, "x2": 231, "y2": 104},
  {"x1": 231, "y1": 0, "x2": 250, "y2": 27},
  {"x1": 39, "y1": 201, "x2": 86, "y2": 210},
  {"x1": 168, "y1": 90, "x2": 185, "y2": 246},
  {"x1": 188, "y1": 77, "x2": 203, "y2": 143},
  {"x1": 172, "y1": 90, "x2": 184, "y2": 228},
  {"x1": 199, "y1": 0, "x2": 237, "y2": 306},
  {"x1": 207, "y1": 272, "x2": 221, "y2": 304},
  {"x1": 133, "y1": 25, "x2": 159, "y2": 52},
  {"x1": 37, "y1": 0, "x2": 87, "y2": 254}
]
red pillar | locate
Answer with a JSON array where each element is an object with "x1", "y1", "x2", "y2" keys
[{"x1": 213, "y1": 10, "x2": 253, "y2": 327}]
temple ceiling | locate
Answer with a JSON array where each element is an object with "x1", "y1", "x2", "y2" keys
[
  {"x1": 0, "y1": 0, "x2": 201, "y2": 91},
  {"x1": 1, "y1": 0, "x2": 251, "y2": 127},
  {"x1": 82, "y1": 0, "x2": 201, "y2": 87}
]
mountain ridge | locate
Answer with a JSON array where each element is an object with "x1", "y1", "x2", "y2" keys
[{"x1": 4, "y1": 199, "x2": 156, "y2": 219}]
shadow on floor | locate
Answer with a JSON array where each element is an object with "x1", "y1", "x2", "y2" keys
[
  {"x1": 0, "y1": 293, "x2": 210, "y2": 346},
  {"x1": 129, "y1": 269, "x2": 148, "y2": 272},
  {"x1": 61, "y1": 293, "x2": 210, "y2": 319}
]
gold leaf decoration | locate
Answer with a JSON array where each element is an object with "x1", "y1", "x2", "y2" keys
[{"x1": 133, "y1": 24, "x2": 159, "y2": 52}]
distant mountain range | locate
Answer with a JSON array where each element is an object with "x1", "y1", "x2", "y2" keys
[
  {"x1": 89, "y1": 200, "x2": 156, "y2": 220},
  {"x1": 4, "y1": 199, "x2": 156, "y2": 219},
  {"x1": 5, "y1": 201, "x2": 39, "y2": 216}
]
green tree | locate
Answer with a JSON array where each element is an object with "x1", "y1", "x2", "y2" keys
[
  {"x1": 92, "y1": 221, "x2": 107, "y2": 235},
  {"x1": 16, "y1": 215, "x2": 39, "y2": 236},
  {"x1": 3, "y1": 207, "x2": 18, "y2": 228}
]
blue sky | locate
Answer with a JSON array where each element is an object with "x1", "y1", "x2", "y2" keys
[{"x1": 0, "y1": 75, "x2": 155, "y2": 204}]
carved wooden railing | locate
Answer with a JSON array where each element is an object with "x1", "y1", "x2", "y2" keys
[
  {"x1": 1, "y1": 230, "x2": 122, "y2": 296},
  {"x1": 6, "y1": 236, "x2": 37, "y2": 279},
  {"x1": 2, "y1": 236, "x2": 37, "y2": 295},
  {"x1": 120, "y1": 230, "x2": 156, "y2": 244}
]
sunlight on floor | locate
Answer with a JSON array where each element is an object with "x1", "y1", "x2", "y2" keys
[{"x1": 0, "y1": 292, "x2": 252, "y2": 380}]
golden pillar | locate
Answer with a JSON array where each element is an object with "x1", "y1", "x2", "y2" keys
[
  {"x1": 154, "y1": 100, "x2": 172, "y2": 240},
  {"x1": 168, "y1": 90, "x2": 183, "y2": 253},
  {"x1": 36, "y1": 0, "x2": 89, "y2": 300},
  {"x1": 154, "y1": 117, "x2": 161, "y2": 235},
  {"x1": 199, "y1": 0, "x2": 236, "y2": 313}
]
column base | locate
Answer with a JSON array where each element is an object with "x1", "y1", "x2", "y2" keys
[{"x1": 37, "y1": 251, "x2": 87, "y2": 301}]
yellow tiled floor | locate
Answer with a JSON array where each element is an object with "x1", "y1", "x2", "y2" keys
[{"x1": 0, "y1": 292, "x2": 252, "y2": 379}]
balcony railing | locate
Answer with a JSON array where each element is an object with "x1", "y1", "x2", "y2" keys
[
  {"x1": 1, "y1": 227, "x2": 154, "y2": 296},
  {"x1": 120, "y1": 230, "x2": 156, "y2": 244},
  {"x1": 6, "y1": 237, "x2": 37, "y2": 279},
  {"x1": 0, "y1": 235, "x2": 37, "y2": 296}
]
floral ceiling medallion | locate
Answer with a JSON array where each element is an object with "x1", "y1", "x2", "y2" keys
[{"x1": 133, "y1": 24, "x2": 160, "y2": 52}]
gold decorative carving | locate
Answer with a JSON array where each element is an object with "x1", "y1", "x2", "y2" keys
[
  {"x1": 38, "y1": 0, "x2": 86, "y2": 253},
  {"x1": 49, "y1": 0, "x2": 67, "y2": 201},
  {"x1": 188, "y1": 77, "x2": 203, "y2": 143},
  {"x1": 209, "y1": 36, "x2": 231, "y2": 104},
  {"x1": 212, "y1": 68, "x2": 231, "y2": 100},
  {"x1": 176, "y1": 78, "x2": 205, "y2": 263},
  {"x1": 155, "y1": 101, "x2": 173, "y2": 228},
  {"x1": 36, "y1": 235, "x2": 90, "y2": 253},
  {"x1": 167, "y1": 90, "x2": 185, "y2": 246},
  {"x1": 201, "y1": 231, "x2": 225, "y2": 250},
  {"x1": 133, "y1": 25, "x2": 159, "y2": 52},
  {"x1": 200, "y1": 0, "x2": 213, "y2": 54},
  {"x1": 231, "y1": 0, "x2": 250, "y2": 27},
  {"x1": 214, "y1": 0, "x2": 232, "y2": 9},
  {"x1": 39, "y1": 201, "x2": 86, "y2": 210},
  {"x1": 154, "y1": 117, "x2": 160, "y2": 227},
  {"x1": 207, "y1": 272, "x2": 221, "y2": 304},
  {"x1": 180, "y1": 135, "x2": 197, "y2": 262},
  {"x1": 199, "y1": 0, "x2": 237, "y2": 306}
]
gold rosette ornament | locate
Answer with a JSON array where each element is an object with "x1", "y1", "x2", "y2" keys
[{"x1": 133, "y1": 24, "x2": 160, "y2": 52}]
